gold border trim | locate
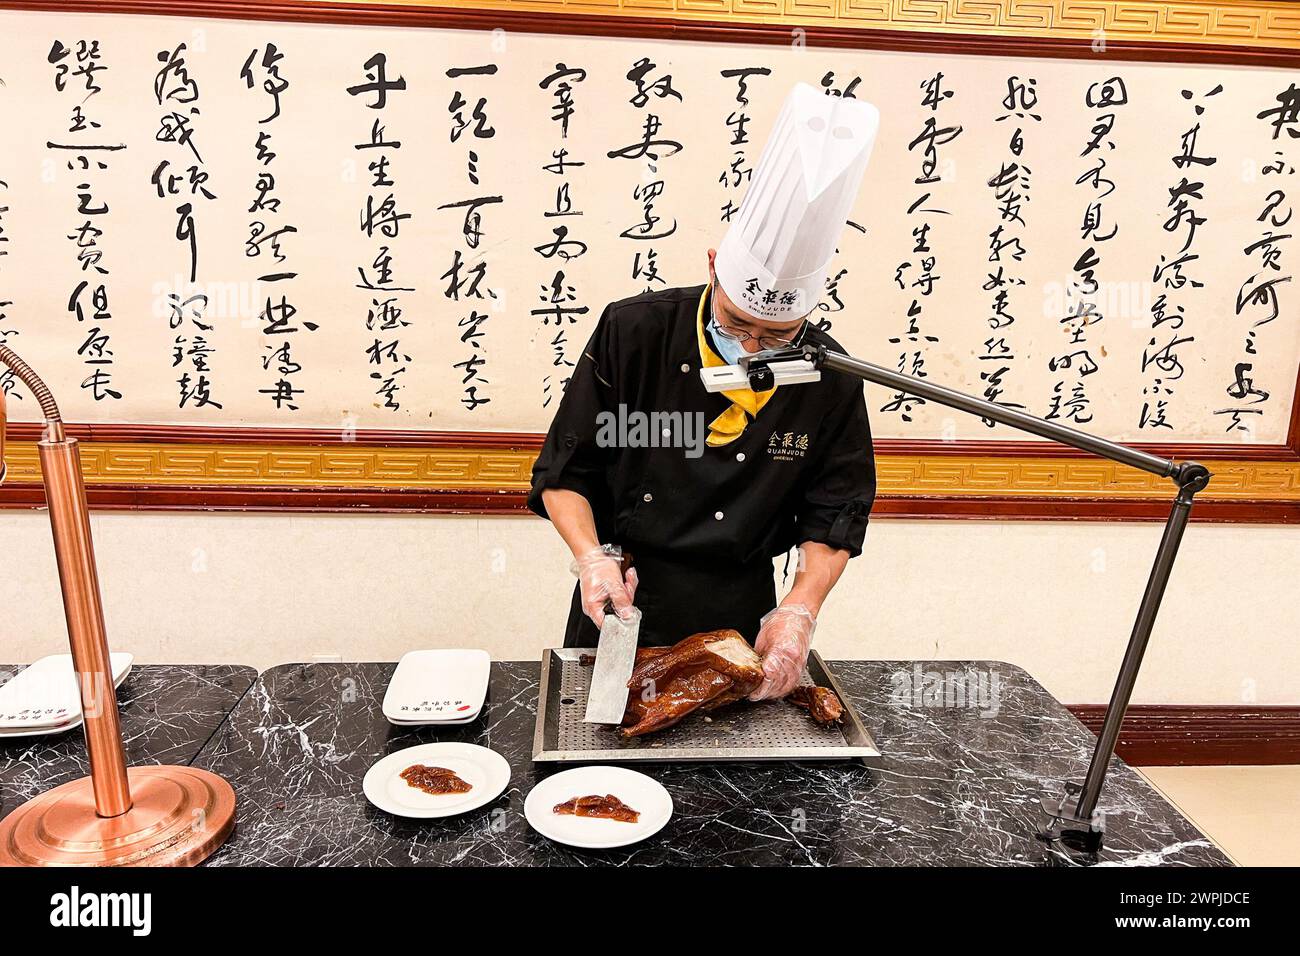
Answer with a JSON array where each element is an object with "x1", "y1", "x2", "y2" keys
[
  {"x1": 875, "y1": 453, "x2": 1300, "y2": 500},
  {"x1": 3, "y1": 440, "x2": 1297, "y2": 500},
  {"x1": 0, "y1": 442, "x2": 536, "y2": 491},
  {"x1": 359, "y1": 0, "x2": 1300, "y2": 50}
]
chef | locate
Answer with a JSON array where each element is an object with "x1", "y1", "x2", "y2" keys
[{"x1": 529, "y1": 84, "x2": 879, "y2": 701}]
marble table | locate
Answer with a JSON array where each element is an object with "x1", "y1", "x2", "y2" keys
[
  {"x1": 196, "y1": 661, "x2": 1230, "y2": 867},
  {"x1": 0, "y1": 663, "x2": 257, "y2": 821}
]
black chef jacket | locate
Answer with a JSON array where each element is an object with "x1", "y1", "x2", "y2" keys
[{"x1": 528, "y1": 283, "x2": 876, "y2": 646}]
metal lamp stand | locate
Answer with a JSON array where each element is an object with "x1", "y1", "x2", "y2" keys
[
  {"x1": 0, "y1": 345, "x2": 236, "y2": 867},
  {"x1": 746, "y1": 343, "x2": 1210, "y2": 859}
]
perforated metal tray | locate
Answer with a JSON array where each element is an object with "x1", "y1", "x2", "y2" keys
[{"x1": 532, "y1": 648, "x2": 880, "y2": 765}]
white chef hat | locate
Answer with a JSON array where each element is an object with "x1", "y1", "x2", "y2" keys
[{"x1": 715, "y1": 83, "x2": 880, "y2": 322}]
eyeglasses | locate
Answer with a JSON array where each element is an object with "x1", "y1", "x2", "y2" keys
[{"x1": 714, "y1": 320, "x2": 805, "y2": 351}]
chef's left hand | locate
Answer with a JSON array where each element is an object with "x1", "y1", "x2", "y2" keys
[{"x1": 748, "y1": 604, "x2": 817, "y2": 701}]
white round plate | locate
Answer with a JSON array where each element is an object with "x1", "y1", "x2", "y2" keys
[
  {"x1": 362, "y1": 742, "x2": 510, "y2": 819},
  {"x1": 524, "y1": 766, "x2": 673, "y2": 849}
]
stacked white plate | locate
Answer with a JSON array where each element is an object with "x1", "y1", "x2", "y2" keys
[
  {"x1": 382, "y1": 649, "x2": 491, "y2": 727},
  {"x1": 0, "y1": 653, "x2": 134, "y2": 739}
]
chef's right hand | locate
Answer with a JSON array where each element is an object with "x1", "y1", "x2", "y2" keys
[{"x1": 571, "y1": 545, "x2": 638, "y2": 629}]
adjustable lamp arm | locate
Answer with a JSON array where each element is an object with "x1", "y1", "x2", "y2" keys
[{"x1": 749, "y1": 343, "x2": 1211, "y2": 855}]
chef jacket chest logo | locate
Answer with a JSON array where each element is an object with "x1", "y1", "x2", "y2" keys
[{"x1": 766, "y1": 430, "x2": 810, "y2": 461}]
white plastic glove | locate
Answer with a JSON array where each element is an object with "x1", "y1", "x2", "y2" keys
[
  {"x1": 570, "y1": 544, "x2": 639, "y2": 629},
  {"x1": 748, "y1": 604, "x2": 816, "y2": 701}
]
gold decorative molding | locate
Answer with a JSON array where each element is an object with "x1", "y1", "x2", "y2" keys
[
  {"x1": 354, "y1": 0, "x2": 1300, "y2": 50},
  {"x1": 875, "y1": 454, "x2": 1300, "y2": 500},
  {"x1": 3, "y1": 439, "x2": 1298, "y2": 501},
  {"x1": 0, "y1": 441, "x2": 536, "y2": 490}
]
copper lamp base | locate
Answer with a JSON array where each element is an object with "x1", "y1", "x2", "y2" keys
[{"x1": 0, "y1": 765, "x2": 235, "y2": 867}]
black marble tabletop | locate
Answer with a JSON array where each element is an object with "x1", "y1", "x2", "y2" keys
[
  {"x1": 0, "y1": 663, "x2": 257, "y2": 821},
  {"x1": 195, "y1": 661, "x2": 1231, "y2": 867}
]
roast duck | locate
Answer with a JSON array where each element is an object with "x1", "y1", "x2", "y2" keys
[{"x1": 584, "y1": 629, "x2": 845, "y2": 738}]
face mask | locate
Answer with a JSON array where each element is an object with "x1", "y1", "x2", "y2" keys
[{"x1": 708, "y1": 301, "x2": 748, "y2": 367}]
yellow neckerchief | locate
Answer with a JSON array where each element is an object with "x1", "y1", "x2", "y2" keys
[{"x1": 697, "y1": 283, "x2": 779, "y2": 448}]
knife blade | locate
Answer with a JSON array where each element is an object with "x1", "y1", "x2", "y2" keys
[{"x1": 583, "y1": 603, "x2": 641, "y2": 724}]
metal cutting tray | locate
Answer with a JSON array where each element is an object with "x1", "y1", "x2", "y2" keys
[{"x1": 532, "y1": 648, "x2": 881, "y2": 766}]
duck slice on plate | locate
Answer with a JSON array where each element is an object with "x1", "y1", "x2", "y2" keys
[
  {"x1": 553, "y1": 794, "x2": 640, "y2": 823},
  {"x1": 399, "y1": 764, "x2": 474, "y2": 795}
]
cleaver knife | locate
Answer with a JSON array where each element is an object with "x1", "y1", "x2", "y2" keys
[{"x1": 583, "y1": 603, "x2": 642, "y2": 724}]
